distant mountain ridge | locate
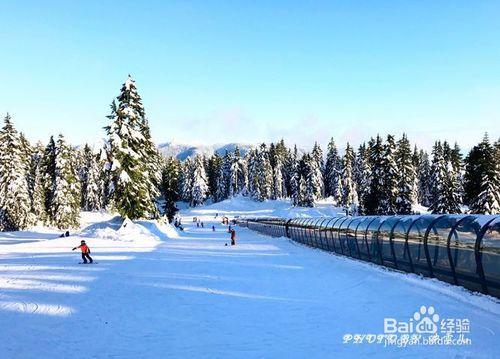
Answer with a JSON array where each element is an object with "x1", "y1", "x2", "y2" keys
[{"x1": 158, "y1": 141, "x2": 254, "y2": 161}]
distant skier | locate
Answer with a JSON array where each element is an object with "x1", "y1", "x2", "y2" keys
[
  {"x1": 72, "y1": 240, "x2": 93, "y2": 264},
  {"x1": 230, "y1": 229, "x2": 237, "y2": 246},
  {"x1": 212, "y1": 225, "x2": 215, "y2": 231},
  {"x1": 201, "y1": 222, "x2": 204, "y2": 228}
]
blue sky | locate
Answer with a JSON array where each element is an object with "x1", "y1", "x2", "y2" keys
[{"x1": 1, "y1": 1, "x2": 499, "y2": 150}]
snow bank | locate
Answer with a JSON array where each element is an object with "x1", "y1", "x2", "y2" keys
[
  {"x1": 135, "y1": 219, "x2": 180, "y2": 239},
  {"x1": 0, "y1": 212, "x2": 163, "y2": 255}
]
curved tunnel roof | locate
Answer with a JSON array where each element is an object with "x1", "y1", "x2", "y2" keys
[{"x1": 240, "y1": 214, "x2": 500, "y2": 298}]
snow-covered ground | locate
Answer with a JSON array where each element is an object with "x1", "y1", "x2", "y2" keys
[
  {"x1": 191, "y1": 195, "x2": 348, "y2": 218},
  {"x1": 0, "y1": 199, "x2": 499, "y2": 358}
]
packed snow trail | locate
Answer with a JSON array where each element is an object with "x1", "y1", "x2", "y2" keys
[{"x1": 0, "y1": 208, "x2": 499, "y2": 358}]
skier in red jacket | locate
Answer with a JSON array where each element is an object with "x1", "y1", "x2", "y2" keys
[{"x1": 72, "y1": 240, "x2": 93, "y2": 264}]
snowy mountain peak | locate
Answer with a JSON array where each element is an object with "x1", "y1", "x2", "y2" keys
[{"x1": 158, "y1": 141, "x2": 254, "y2": 160}]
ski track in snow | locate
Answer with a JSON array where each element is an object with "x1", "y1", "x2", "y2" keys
[{"x1": 0, "y1": 201, "x2": 499, "y2": 358}]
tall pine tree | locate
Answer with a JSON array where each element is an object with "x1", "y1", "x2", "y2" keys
[
  {"x1": 354, "y1": 143, "x2": 371, "y2": 214},
  {"x1": 105, "y1": 76, "x2": 160, "y2": 219},
  {"x1": 289, "y1": 145, "x2": 300, "y2": 206},
  {"x1": 50, "y1": 134, "x2": 81, "y2": 228},
  {"x1": 416, "y1": 148, "x2": 432, "y2": 207},
  {"x1": 467, "y1": 134, "x2": 500, "y2": 214},
  {"x1": 429, "y1": 141, "x2": 448, "y2": 214},
  {"x1": 365, "y1": 135, "x2": 385, "y2": 214},
  {"x1": 160, "y1": 157, "x2": 180, "y2": 221},
  {"x1": 190, "y1": 155, "x2": 209, "y2": 206},
  {"x1": 0, "y1": 114, "x2": 33, "y2": 231},
  {"x1": 395, "y1": 134, "x2": 417, "y2": 214},
  {"x1": 324, "y1": 138, "x2": 342, "y2": 204},
  {"x1": 341, "y1": 143, "x2": 358, "y2": 214},
  {"x1": 81, "y1": 144, "x2": 103, "y2": 211},
  {"x1": 379, "y1": 135, "x2": 398, "y2": 214}
]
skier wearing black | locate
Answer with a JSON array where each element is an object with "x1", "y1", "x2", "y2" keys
[
  {"x1": 72, "y1": 240, "x2": 93, "y2": 264},
  {"x1": 230, "y1": 229, "x2": 237, "y2": 246}
]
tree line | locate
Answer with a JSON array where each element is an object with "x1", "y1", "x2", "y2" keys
[
  {"x1": 164, "y1": 133, "x2": 499, "y2": 220},
  {"x1": 0, "y1": 76, "x2": 162, "y2": 230},
  {"x1": 0, "y1": 76, "x2": 499, "y2": 231}
]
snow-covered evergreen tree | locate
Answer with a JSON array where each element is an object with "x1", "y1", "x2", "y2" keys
[
  {"x1": 19, "y1": 133, "x2": 34, "y2": 206},
  {"x1": 40, "y1": 136, "x2": 57, "y2": 222},
  {"x1": 213, "y1": 165, "x2": 227, "y2": 203},
  {"x1": 247, "y1": 144, "x2": 273, "y2": 201},
  {"x1": 137, "y1": 110, "x2": 162, "y2": 217},
  {"x1": 96, "y1": 149, "x2": 109, "y2": 209},
  {"x1": 311, "y1": 142, "x2": 324, "y2": 172},
  {"x1": 354, "y1": 143, "x2": 371, "y2": 215},
  {"x1": 471, "y1": 173, "x2": 500, "y2": 214},
  {"x1": 280, "y1": 141, "x2": 295, "y2": 197},
  {"x1": 229, "y1": 147, "x2": 247, "y2": 197},
  {"x1": 213, "y1": 151, "x2": 230, "y2": 201},
  {"x1": 464, "y1": 134, "x2": 496, "y2": 209},
  {"x1": 324, "y1": 138, "x2": 342, "y2": 204},
  {"x1": 272, "y1": 158, "x2": 286, "y2": 200},
  {"x1": 379, "y1": 135, "x2": 398, "y2": 214},
  {"x1": 311, "y1": 142, "x2": 325, "y2": 198},
  {"x1": 289, "y1": 145, "x2": 300, "y2": 206},
  {"x1": 365, "y1": 135, "x2": 385, "y2": 215},
  {"x1": 442, "y1": 161, "x2": 462, "y2": 214},
  {"x1": 429, "y1": 141, "x2": 448, "y2": 214},
  {"x1": 50, "y1": 134, "x2": 81, "y2": 228},
  {"x1": 179, "y1": 158, "x2": 193, "y2": 203},
  {"x1": 297, "y1": 154, "x2": 318, "y2": 207},
  {"x1": 260, "y1": 144, "x2": 273, "y2": 200},
  {"x1": 324, "y1": 138, "x2": 336, "y2": 196},
  {"x1": 297, "y1": 174, "x2": 307, "y2": 206},
  {"x1": 104, "y1": 76, "x2": 160, "y2": 219},
  {"x1": 341, "y1": 143, "x2": 358, "y2": 214},
  {"x1": 468, "y1": 135, "x2": 500, "y2": 214},
  {"x1": 30, "y1": 142, "x2": 46, "y2": 223},
  {"x1": 442, "y1": 142, "x2": 463, "y2": 213},
  {"x1": 79, "y1": 145, "x2": 90, "y2": 206},
  {"x1": 272, "y1": 139, "x2": 289, "y2": 197},
  {"x1": 449, "y1": 143, "x2": 463, "y2": 173},
  {"x1": 415, "y1": 148, "x2": 432, "y2": 207},
  {"x1": 206, "y1": 153, "x2": 220, "y2": 200},
  {"x1": 190, "y1": 155, "x2": 208, "y2": 206},
  {"x1": 81, "y1": 144, "x2": 103, "y2": 211},
  {"x1": 160, "y1": 157, "x2": 180, "y2": 221},
  {"x1": 395, "y1": 134, "x2": 417, "y2": 214},
  {"x1": 0, "y1": 114, "x2": 33, "y2": 231}
]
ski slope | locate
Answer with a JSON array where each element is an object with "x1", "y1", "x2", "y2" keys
[{"x1": 0, "y1": 200, "x2": 499, "y2": 358}]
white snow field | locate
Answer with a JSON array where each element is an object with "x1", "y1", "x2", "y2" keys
[{"x1": 1, "y1": 198, "x2": 499, "y2": 358}]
